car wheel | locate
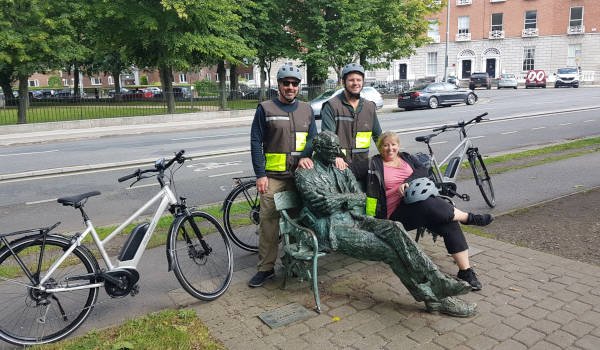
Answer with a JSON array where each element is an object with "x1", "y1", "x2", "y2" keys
[
  {"x1": 574, "y1": 84, "x2": 579, "y2": 88},
  {"x1": 486, "y1": 85, "x2": 491, "y2": 90},
  {"x1": 428, "y1": 97, "x2": 438, "y2": 109},
  {"x1": 542, "y1": 85, "x2": 546, "y2": 88},
  {"x1": 466, "y1": 93, "x2": 476, "y2": 105},
  {"x1": 554, "y1": 83, "x2": 558, "y2": 88},
  {"x1": 469, "y1": 84, "x2": 475, "y2": 90},
  {"x1": 514, "y1": 86, "x2": 517, "y2": 89}
]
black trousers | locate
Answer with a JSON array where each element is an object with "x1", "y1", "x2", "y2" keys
[{"x1": 390, "y1": 197, "x2": 468, "y2": 254}]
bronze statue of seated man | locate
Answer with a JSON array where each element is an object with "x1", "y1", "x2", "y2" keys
[{"x1": 294, "y1": 131, "x2": 477, "y2": 317}]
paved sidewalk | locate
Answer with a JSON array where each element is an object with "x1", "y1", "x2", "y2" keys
[{"x1": 186, "y1": 233, "x2": 600, "y2": 350}]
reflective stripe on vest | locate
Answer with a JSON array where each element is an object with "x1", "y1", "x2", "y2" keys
[
  {"x1": 265, "y1": 116, "x2": 290, "y2": 122},
  {"x1": 265, "y1": 153, "x2": 287, "y2": 171},
  {"x1": 295, "y1": 132, "x2": 308, "y2": 151},
  {"x1": 355, "y1": 131, "x2": 372, "y2": 149},
  {"x1": 365, "y1": 196, "x2": 377, "y2": 217}
]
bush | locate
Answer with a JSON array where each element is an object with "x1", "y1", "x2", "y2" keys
[
  {"x1": 48, "y1": 76, "x2": 62, "y2": 88},
  {"x1": 195, "y1": 79, "x2": 218, "y2": 94}
]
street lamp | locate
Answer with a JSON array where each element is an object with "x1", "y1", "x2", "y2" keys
[{"x1": 443, "y1": 0, "x2": 450, "y2": 82}]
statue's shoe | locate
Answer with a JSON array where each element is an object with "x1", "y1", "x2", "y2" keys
[
  {"x1": 426, "y1": 297, "x2": 478, "y2": 317},
  {"x1": 432, "y1": 271, "x2": 472, "y2": 297}
]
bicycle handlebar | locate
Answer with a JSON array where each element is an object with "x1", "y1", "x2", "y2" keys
[
  {"x1": 117, "y1": 150, "x2": 187, "y2": 183},
  {"x1": 432, "y1": 112, "x2": 488, "y2": 132}
]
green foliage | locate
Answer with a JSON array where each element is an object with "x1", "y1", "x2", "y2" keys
[
  {"x1": 140, "y1": 75, "x2": 148, "y2": 85},
  {"x1": 195, "y1": 79, "x2": 218, "y2": 94},
  {"x1": 47, "y1": 76, "x2": 61, "y2": 88}
]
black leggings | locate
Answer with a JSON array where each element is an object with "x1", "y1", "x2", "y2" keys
[{"x1": 390, "y1": 197, "x2": 468, "y2": 254}]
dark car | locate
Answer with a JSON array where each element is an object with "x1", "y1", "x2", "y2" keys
[
  {"x1": 153, "y1": 86, "x2": 192, "y2": 100},
  {"x1": 469, "y1": 72, "x2": 491, "y2": 90},
  {"x1": 122, "y1": 89, "x2": 149, "y2": 100},
  {"x1": 244, "y1": 87, "x2": 278, "y2": 100},
  {"x1": 397, "y1": 82, "x2": 477, "y2": 110}
]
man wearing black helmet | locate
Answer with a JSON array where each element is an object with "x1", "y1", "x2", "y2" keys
[
  {"x1": 248, "y1": 63, "x2": 318, "y2": 287},
  {"x1": 321, "y1": 63, "x2": 382, "y2": 187}
]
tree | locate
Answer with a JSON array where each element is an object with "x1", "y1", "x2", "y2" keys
[{"x1": 0, "y1": 0, "x2": 91, "y2": 123}]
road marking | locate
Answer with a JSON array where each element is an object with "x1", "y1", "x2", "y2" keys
[
  {"x1": 189, "y1": 161, "x2": 242, "y2": 172},
  {"x1": 501, "y1": 131, "x2": 518, "y2": 135},
  {"x1": 171, "y1": 133, "x2": 248, "y2": 141},
  {"x1": 470, "y1": 135, "x2": 485, "y2": 139},
  {"x1": 559, "y1": 122, "x2": 572, "y2": 126},
  {"x1": 431, "y1": 141, "x2": 447, "y2": 145},
  {"x1": 531, "y1": 126, "x2": 546, "y2": 130},
  {"x1": 209, "y1": 171, "x2": 243, "y2": 178},
  {"x1": 26, "y1": 198, "x2": 57, "y2": 205},
  {"x1": 583, "y1": 119, "x2": 595, "y2": 123},
  {"x1": 0, "y1": 149, "x2": 59, "y2": 157},
  {"x1": 127, "y1": 183, "x2": 159, "y2": 190}
]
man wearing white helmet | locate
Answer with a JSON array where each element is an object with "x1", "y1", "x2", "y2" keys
[
  {"x1": 321, "y1": 62, "x2": 382, "y2": 187},
  {"x1": 248, "y1": 63, "x2": 318, "y2": 287}
]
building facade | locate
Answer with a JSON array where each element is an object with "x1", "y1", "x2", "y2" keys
[{"x1": 372, "y1": 0, "x2": 599, "y2": 84}]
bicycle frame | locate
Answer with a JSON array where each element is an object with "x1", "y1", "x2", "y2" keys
[
  {"x1": 430, "y1": 137, "x2": 474, "y2": 184},
  {"x1": 39, "y1": 185, "x2": 178, "y2": 292}
]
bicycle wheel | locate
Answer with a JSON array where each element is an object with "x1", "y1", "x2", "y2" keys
[
  {"x1": 169, "y1": 211, "x2": 233, "y2": 301},
  {"x1": 222, "y1": 180, "x2": 259, "y2": 252},
  {"x1": 469, "y1": 152, "x2": 496, "y2": 208},
  {"x1": 0, "y1": 235, "x2": 99, "y2": 346}
]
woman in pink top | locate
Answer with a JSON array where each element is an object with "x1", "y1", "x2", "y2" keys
[{"x1": 366, "y1": 131, "x2": 493, "y2": 291}]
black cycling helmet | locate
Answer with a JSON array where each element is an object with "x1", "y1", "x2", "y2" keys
[
  {"x1": 342, "y1": 63, "x2": 365, "y2": 80},
  {"x1": 276, "y1": 64, "x2": 302, "y2": 82},
  {"x1": 404, "y1": 177, "x2": 439, "y2": 204}
]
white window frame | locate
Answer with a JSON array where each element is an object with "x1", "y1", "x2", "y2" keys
[
  {"x1": 428, "y1": 20, "x2": 440, "y2": 42},
  {"x1": 205, "y1": 73, "x2": 211, "y2": 81},
  {"x1": 569, "y1": 6, "x2": 583, "y2": 27},
  {"x1": 179, "y1": 73, "x2": 187, "y2": 83},
  {"x1": 62, "y1": 79, "x2": 69, "y2": 86},
  {"x1": 426, "y1": 52, "x2": 438, "y2": 76},
  {"x1": 458, "y1": 16, "x2": 470, "y2": 34},
  {"x1": 524, "y1": 10, "x2": 537, "y2": 29},
  {"x1": 90, "y1": 77, "x2": 102, "y2": 86},
  {"x1": 523, "y1": 47, "x2": 535, "y2": 71},
  {"x1": 567, "y1": 44, "x2": 582, "y2": 67},
  {"x1": 28, "y1": 80, "x2": 39, "y2": 87},
  {"x1": 107, "y1": 76, "x2": 114, "y2": 85},
  {"x1": 491, "y1": 13, "x2": 503, "y2": 31}
]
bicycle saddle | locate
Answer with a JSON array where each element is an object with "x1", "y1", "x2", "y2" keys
[
  {"x1": 415, "y1": 134, "x2": 437, "y2": 143},
  {"x1": 57, "y1": 191, "x2": 101, "y2": 208}
]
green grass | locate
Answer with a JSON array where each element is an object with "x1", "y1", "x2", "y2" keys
[{"x1": 32, "y1": 309, "x2": 225, "y2": 350}]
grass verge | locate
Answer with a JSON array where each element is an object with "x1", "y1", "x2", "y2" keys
[{"x1": 33, "y1": 309, "x2": 225, "y2": 350}]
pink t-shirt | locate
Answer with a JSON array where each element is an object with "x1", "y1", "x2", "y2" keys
[{"x1": 383, "y1": 161, "x2": 413, "y2": 218}]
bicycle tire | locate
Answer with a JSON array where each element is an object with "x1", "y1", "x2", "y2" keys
[
  {"x1": 169, "y1": 211, "x2": 233, "y2": 301},
  {"x1": 222, "y1": 180, "x2": 260, "y2": 252},
  {"x1": 469, "y1": 152, "x2": 496, "y2": 208},
  {"x1": 0, "y1": 235, "x2": 99, "y2": 346}
]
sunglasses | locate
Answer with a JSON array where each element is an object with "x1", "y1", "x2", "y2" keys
[{"x1": 281, "y1": 80, "x2": 300, "y2": 87}]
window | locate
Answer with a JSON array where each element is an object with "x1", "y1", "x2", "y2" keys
[
  {"x1": 491, "y1": 13, "x2": 503, "y2": 31},
  {"x1": 243, "y1": 72, "x2": 253, "y2": 80},
  {"x1": 205, "y1": 73, "x2": 211, "y2": 81},
  {"x1": 108, "y1": 76, "x2": 114, "y2": 85},
  {"x1": 28, "y1": 80, "x2": 39, "y2": 87},
  {"x1": 567, "y1": 44, "x2": 582, "y2": 67},
  {"x1": 90, "y1": 77, "x2": 102, "y2": 85},
  {"x1": 523, "y1": 47, "x2": 535, "y2": 71},
  {"x1": 570, "y1": 7, "x2": 583, "y2": 27},
  {"x1": 524, "y1": 10, "x2": 537, "y2": 29},
  {"x1": 428, "y1": 20, "x2": 440, "y2": 42},
  {"x1": 458, "y1": 16, "x2": 470, "y2": 34},
  {"x1": 426, "y1": 52, "x2": 438, "y2": 76},
  {"x1": 62, "y1": 79, "x2": 69, "y2": 86},
  {"x1": 179, "y1": 73, "x2": 187, "y2": 83}
]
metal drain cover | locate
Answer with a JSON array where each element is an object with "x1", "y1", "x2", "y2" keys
[{"x1": 258, "y1": 303, "x2": 315, "y2": 328}]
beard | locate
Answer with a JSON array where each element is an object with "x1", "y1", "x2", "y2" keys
[{"x1": 344, "y1": 87, "x2": 361, "y2": 99}]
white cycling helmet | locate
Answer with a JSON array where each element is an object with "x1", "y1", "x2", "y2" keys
[
  {"x1": 276, "y1": 64, "x2": 302, "y2": 82},
  {"x1": 404, "y1": 177, "x2": 439, "y2": 204}
]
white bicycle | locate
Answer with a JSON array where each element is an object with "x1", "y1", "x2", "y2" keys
[{"x1": 0, "y1": 150, "x2": 233, "y2": 346}]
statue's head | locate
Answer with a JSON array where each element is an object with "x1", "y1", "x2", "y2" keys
[{"x1": 313, "y1": 131, "x2": 342, "y2": 165}]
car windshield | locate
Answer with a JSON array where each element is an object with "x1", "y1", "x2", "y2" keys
[
  {"x1": 558, "y1": 68, "x2": 578, "y2": 74},
  {"x1": 315, "y1": 89, "x2": 337, "y2": 100},
  {"x1": 501, "y1": 74, "x2": 515, "y2": 79}
]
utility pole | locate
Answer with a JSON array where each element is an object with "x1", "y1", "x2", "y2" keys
[{"x1": 443, "y1": 0, "x2": 450, "y2": 82}]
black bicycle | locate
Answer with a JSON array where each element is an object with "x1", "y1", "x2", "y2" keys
[{"x1": 222, "y1": 176, "x2": 259, "y2": 252}]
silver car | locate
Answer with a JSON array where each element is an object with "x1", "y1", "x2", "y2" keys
[
  {"x1": 497, "y1": 73, "x2": 518, "y2": 89},
  {"x1": 310, "y1": 86, "x2": 384, "y2": 118}
]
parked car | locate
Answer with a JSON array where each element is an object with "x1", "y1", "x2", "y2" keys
[
  {"x1": 469, "y1": 72, "x2": 491, "y2": 90},
  {"x1": 122, "y1": 89, "x2": 149, "y2": 100},
  {"x1": 497, "y1": 73, "x2": 518, "y2": 89},
  {"x1": 244, "y1": 87, "x2": 278, "y2": 100},
  {"x1": 310, "y1": 86, "x2": 384, "y2": 118},
  {"x1": 525, "y1": 69, "x2": 547, "y2": 88},
  {"x1": 143, "y1": 86, "x2": 162, "y2": 96},
  {"x1": 554, "y1": 67, "x2": 580, "y2": 88},
  {"x1": 154, "y1": 86, "x2": 193, "y2": 100},
  {"x1": 108, "y1": 88, "x2": 130, "y2": 97},
  {"x1": 397, "y1": 82, "x2": 477, "y2": 110}
]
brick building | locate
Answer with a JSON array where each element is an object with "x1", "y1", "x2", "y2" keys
[{"x1": 369, "y1": 0, "x2": 599, "y2": 84}]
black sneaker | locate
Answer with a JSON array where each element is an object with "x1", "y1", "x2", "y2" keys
[
  {"x1": 457, "y1": 268, "x2": 482, "y2": 291},
  {"x1": 248, "y1": 269, "x2": 275, "y2": 288},
  {"x1": 466, "y1": 213, "x2": 494, "y2": 226}
]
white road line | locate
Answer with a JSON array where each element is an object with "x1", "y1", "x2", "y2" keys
[
  {"x1": 209, "y1": 171, "x2": 243, "y2": 178},
  {"x1": 171, "y1": 133, "x2": 248, "y2": 141},
  {"x1": 559, "y1": 122, "x2": 573, "y2": 126},
  {"x1": 470, "y1": 135, "x2": 485, "y2": 139},
  {"x1": 0, "y1": 149, "x2": 59, "y2": 157},
  {"x1": 531, "y1": 126, "x2": 546, "y2": 130},
  {"x1": 127, "y1": 182, "x2": 160, "y2": 190},
  {"x1": 583, "y1": 120, "x2": 595, "y2": 123},
  {"x1": 26, "y1": 198, "x2": 58, "y2": 205},
  {"x1": 431, "y1": 141, "x2": 447, "y2": 145},
  {"x1": 501, "y1": 131, "x2": 518, "y2": 135}
]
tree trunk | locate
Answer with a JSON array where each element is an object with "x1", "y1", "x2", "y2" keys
[
  {"x1": 17, "y1": 74, "x2": 29, "y2": 124},
  {"x1": 229, "y1": 64, "x2": 238, "y2": 92},
  {"x1": 159, "y1": 65, "x2": 175, "y2": 113},
  {"x1": 73, "y1": 65, "x2": 81, "y2": 97},
  {"x1": 112, "y1": 68, "x2": 123, "y2": 102},
  {"x1": 0, "y1": 67, "x2": 15, "y2": 103},
  {"x1": 217, "y1": 61, "x2": 227, "y2": 110}
]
